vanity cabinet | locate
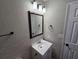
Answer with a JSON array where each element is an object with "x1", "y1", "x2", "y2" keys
[
  {"x1": 32, "y1": 46, "x2": 52, "y2": 59},
  {"x1": 32, "y1": 48, "x2": 42, "y2": 59},
  {"x1": 32, "y1": 40, "x2": 53, "y2": 59}
]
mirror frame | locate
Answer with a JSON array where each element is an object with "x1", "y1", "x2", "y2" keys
[{"x1": 28, "y1": 11, "x2": 44, "y2": 39}]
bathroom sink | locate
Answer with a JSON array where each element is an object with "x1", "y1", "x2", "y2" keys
[{"x1": 32, "y1": 39, "x2": 52, "y2": 55}]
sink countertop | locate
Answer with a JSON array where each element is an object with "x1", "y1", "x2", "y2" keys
[{"x1": 32, "y1": 39, "x2": 52, "y2": 55}]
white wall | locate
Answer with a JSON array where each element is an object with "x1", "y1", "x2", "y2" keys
[
  {"x1": 0, "y1": 0, "x2": 31, "y2": 59},
  {"x1": 44, "y1": 0, "x2": 77, "y2": 59},
  {"x1": 44, "y1": 0, "x2": 67, "y2": 59}
]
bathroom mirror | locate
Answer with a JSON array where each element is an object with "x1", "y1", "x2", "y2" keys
[{"x1": 28, "y1": 11, "x2": 44, "y2": 38}]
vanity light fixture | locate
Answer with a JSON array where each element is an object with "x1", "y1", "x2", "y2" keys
[
  {"x1": 32, "y1": 1, "x2": 37, "y2": 10},
  {"x1": 32, "y1": 0, "x2": 46, "y2": 13}
]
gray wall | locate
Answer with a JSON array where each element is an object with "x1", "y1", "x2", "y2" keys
[
  {"x1": 0, "y1": 0, "x2": 31, "y2": 59},
  {"x1": 0, "y1": 0, "x2": 44, "y2": 59},
  {"x1": 44, "y1": 0, "x2": 77, "y2": 59}
]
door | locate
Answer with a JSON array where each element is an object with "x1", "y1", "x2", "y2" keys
[{"x1": 63, "y1": 1, "x2": 78, "y2": 59}]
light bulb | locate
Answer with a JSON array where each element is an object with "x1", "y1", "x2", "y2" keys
[
  {"x1": 43, "y1": 7, "x2": 46, "y2": 13},
  {"x1": 33, "y1": 1, "x2": 37, "y2": 10},
  {"x1": 39, "y1": 5, "x2": 42, "y2": 11}
]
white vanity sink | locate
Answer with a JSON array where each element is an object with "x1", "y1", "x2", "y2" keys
[{"x1": 32, "y1": 39, "x2": 52, "y2": 55}]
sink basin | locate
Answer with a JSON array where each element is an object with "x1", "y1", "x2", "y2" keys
[{"x1": 32, "y1": 39, "x2": 52, "y2": 55}]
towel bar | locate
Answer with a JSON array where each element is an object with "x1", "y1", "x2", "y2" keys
[{"x1": 0, "y1": 32, "x2": 14, "y2": 37}]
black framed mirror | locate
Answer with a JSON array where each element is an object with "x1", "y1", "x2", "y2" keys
[{"x1": 28, "y1": 11, "x2": 44, "y2": 39}]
